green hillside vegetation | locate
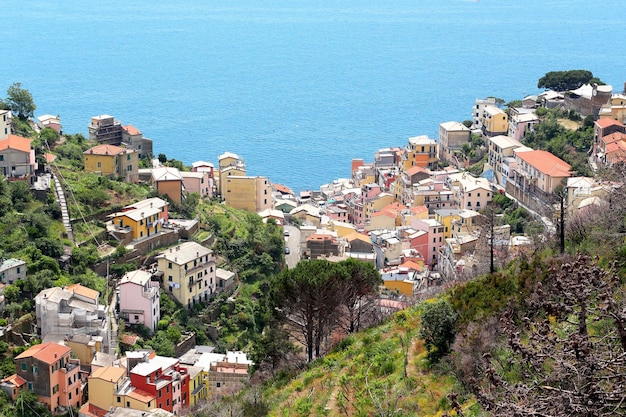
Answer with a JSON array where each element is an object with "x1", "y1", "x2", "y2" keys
[{"x1": 260, "y1": 306, "x2": 480, "y2": 417}]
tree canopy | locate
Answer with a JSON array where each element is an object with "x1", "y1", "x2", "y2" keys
[
  {"x1": 537, "y1": 70, "x2": 603, "y2": 92},
  {"x1": 3, "y1": 82, "x2": 36, "y2": 119}
]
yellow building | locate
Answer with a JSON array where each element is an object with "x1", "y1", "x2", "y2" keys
[
  {"x1": 157, "y1": 242, "x2": 217, "y2": 309},
  {"x1": 217, "y1": 152, "x2": 246, "y2": 198},
  {"x1": 329, "y1": 220, "x2": 357, "y2": 238},
  {"x1": 83, "y1": 144, "x2": 139, "y2": 182},
  {"x1": 434, "y1": 209, "x2": 464, "y2": 239},
  {"x1": 404, "y1": 135, "x2": 438, "y2": 170},
  {"x1": 109, "y1": 197, "x2": 169, "y2": 241},
  {"x1": 182, "y1": 365, "x2": 207, "y2": 408},
  {"x1": 364, "y1": 193, "x2": 396, "y2": 221},
  {"x1": 482, "y1": 105, "x2": 509, "y2": 137},
  {"x1": 223, "y1": 175, "x2": 272, "y2": 213},
  {"x1": 81, "y1": 366, "x2": 158, "y2": 416}
]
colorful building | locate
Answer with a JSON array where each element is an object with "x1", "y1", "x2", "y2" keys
[
  {"x1": 157, "y1": 242, "x2": 216, "y2": 309},
  {"x1": 151, "y1": 167, "x2": 184, "y2": 205},
  {"x1": 223, "y1": 175, "x2": 272, "y2": 213},
  {"x1": 109, "y1": 197, "x2": 169, "y2": 241},
  {"x1": 13, "y1": 342, "x2": 83, "y2": 412},
  {"x1": 0, "y1": 134, "x2": 37, "y2": 178},
  {"x1": 83, "y1": 144, "x2": 139, "y2": 182},
  {"x1": 118, "y1": 270, "x2": 160, "y2": 332}
]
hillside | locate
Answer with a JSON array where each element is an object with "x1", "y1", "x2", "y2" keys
[{"x1": 259, "y1": 305, "x2": 482, "y2": 417}]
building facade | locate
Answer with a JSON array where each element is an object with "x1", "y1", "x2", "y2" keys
[
  {"x1": 14, "y1": 342, "x2": 83, "y2": 412},
  {"x1": 157, "y1": 242, "x2": 217, "y2": 309},
  {"x1": 118, "y1": 270, "x2": 160, "y2": 332}
]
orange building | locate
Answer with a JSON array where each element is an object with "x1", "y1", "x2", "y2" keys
[{"x1": 13, "y1": 342, "x2": 83, "y2": 412}]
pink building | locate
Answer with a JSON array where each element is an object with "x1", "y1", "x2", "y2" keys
[
  {"x1": 118, "y1": 270, "x2": 160, "y2": 332},
  {"x1": 412, "y1": 218, "x2": 444, "y2": 267},
  {"x1": 181, "y1": 171, "x2": 213, "y2": 198},
  {"x1": 349, "y1": 183, "x2": 382, "y2": 228},
  {"x1": 406, "y1": 230, "x2": 429, "y2": 262}
]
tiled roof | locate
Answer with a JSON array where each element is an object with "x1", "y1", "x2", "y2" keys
[
  {"x1": 127, "y1": 388, "x2": 156, "y2": 403},
  {"x1": 399, "y1": 261, "x2": 423, "y2": 271},
  {"x1": 406, "y1": 166, "x2": 428, "y2": 176},
  {"x1": 273, "y1": 183, "x2": 294, "y2": 195},
  {"x1": 84, "y1": 144, "x2": 129, "y2": 156},
  {"x1": 120, "y1": 334, "x2": 139, "y2": 346},
  {"x1": 516, "y1": 150, "x2": 571, "y2": 177},
  {"x1": 65, "y1": 283, "x2": 99, "y2": 301},
  {"x1": 123, "y1": 124, "x2": 141, "y2": 135},
  {"x1": 595, "y1": 118, "x2": 624, "y2": 129},
  {"x1": 120, "y1": 269, "x2": 152, "y2": 286},
  {"x1": 602, "y1": 132, "x2": 626, "y2": 145},
  {"x1": 0, "y1": 135, "x2": 31, "y2": 153},
  {"x1": 1, "y1": 373, "x2": 27, "y2": 387},
  {"x1": 158, "y1": 241, "x2": 212, "y2": 265},
  {"x1": 152, "y1": 166, "x2": 183, "y2": 181},
  {"x1": 78, "y1": 402, "x2": 109, "y2": 417},
  {"x1": 90, "y1": 365, "x2": 126, "y2": 382},
  {"x1": 15, "y1": 342, "x2": 71, "y2": 364}
]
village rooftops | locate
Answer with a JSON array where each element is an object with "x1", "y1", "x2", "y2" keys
[
  {"x1": 15, "y1": 342, "x2": 71, "y2": 365},
  {"x1": 516, "y1": 150, "x2": 571, "y2": 177},
  {"x1": 595, "y1": 118, "x2": 624, "y2": 129},
  {"x1": 123, "y1": 125, "x2": 141, "y2": 135},
  {"x1": 119, "y1": 269, "x2": 152, "y2": 286},
  {"x1": 152, "y1": 166, "x2": 183, "y2": 181},
  {"x1": 408, "y1": 135, "x2": 436, "y2": 145},
  {"x1": 65, "y1": 283, "x2": 99, "y2": 302},
  {"x1": 124, "y1": 197, "x2": 168, "y2": 212},
  {"x1": 490, "y1": 135, "x2": 523, "y2": 149},
  {"x1": 157, "y1": 241, "x2": 212, "y2": 265},
  {"x1": 131, "y1": 355, "x2": 178, "y2": 377},
  {"x1": 218, "y1": 151, "x2": 242, "y2": 161},
  {"x1": 84, "y1": 144, "x2": 131, "y2": 156},
  {"x1": 191, "y1": 160, "x2": 214, "y2": 169},
  {"x1": 440, "y1": 121, "x2": 470, "y2": 131},
  {"x1": 0, "y1": 135, "x2": 31, "y2": 153},
  {"x1": 91, "y1": 365, "x2": 126, "y2": 383}
]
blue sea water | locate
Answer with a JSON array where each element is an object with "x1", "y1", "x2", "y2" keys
[{"x1": 2, "y1": 0, "x2": 625, "y2": 192}]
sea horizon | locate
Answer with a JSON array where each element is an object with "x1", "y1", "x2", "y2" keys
[{"x1": 2, "y1": 0, "x2": 625, "y2": 192}]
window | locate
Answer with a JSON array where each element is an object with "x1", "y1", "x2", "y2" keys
[
  {"x1": 127, "y1": 154, "x2": 131, "y2": 160},
  {"x1": 69, "y1": 392, "x2": 72, "y2": 400},
  {"x1": 477, "y1": 192, "x2": 481, "y2": 197},
  {"x1": 21, "y1": 363, "x2": 26, "y2": 371},
  {"x1": 16, "y1": 267, "x2": 20, "y2": 273},
  {"x1": 159, "y1": 390, "x2": 162, "y2": 398},
  {"x1": 168, "y1": 262, "x2": 172, "y2": 269},
  {"x1": 168, "y1": 276, "x2": 173, "y2": 282},
  {"x1": 127, "y1": 402, "x2": 130, "y2": 407},
  {"x1": 134, "y1": 315, "x2": 139, "y2": 320},
  {"x1": 27, "y1": 382, "x2": 33, "y2": 391},
  {"x1": 166, "y1": 399, "x2": 170, "y2": 407},
  {"x1": 117, "y1": 396, "x2": 121, "y2": 403},
  {"x1": 97, "y1": 161, "x2": 101, "y2": 168},
  {"x1": 166, "y1": 386, "x2": 169, "y2": 393},
  {"x1": 216, "y1": 382, "x2": 221, "y2": 388}
]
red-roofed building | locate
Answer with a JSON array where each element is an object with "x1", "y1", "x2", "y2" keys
[
  {"x1": 0, "y1": 134, "x2": 37, "y2": 178},
  {"x1": 13, "y1": 342, "x2": 83, "y2": 412},
  {"x1": 513, "y1": 150, "x2": 571, "y2": 194},
  {"x1": 593, "y1": 118, "x2": 626, "y2": 164},
  {"x1": 0, "y1": 373, "x2": 27, "y2": 400},
  {"x1": 84, "y1": 144, "x2": 139, "y2": 182},
  {"x1": 605, "y1": 139, "x2": 626, "y2": 165}
]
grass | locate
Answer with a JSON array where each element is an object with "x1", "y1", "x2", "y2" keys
[{"x1": 262, "y1": 306, "x2": 482, "y2": 417}]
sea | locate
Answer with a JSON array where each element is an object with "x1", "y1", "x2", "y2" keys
[{"x1": 2, "y1": 0, "x2": 625, "y2": 193}]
